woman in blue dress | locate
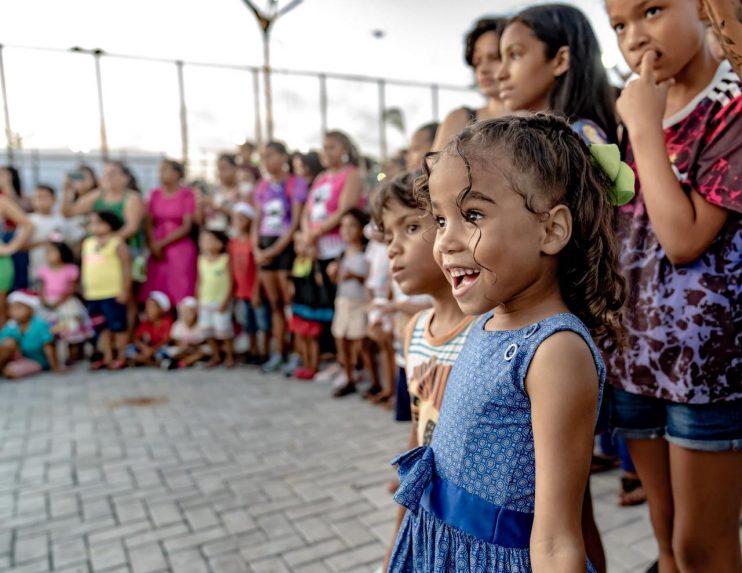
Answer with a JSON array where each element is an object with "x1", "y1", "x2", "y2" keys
[{"x1": 388, "y1": 115, "x2": 633, "y2": 572}]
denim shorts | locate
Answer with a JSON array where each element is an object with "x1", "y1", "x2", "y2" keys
[
  {"x1": 235, "y1": 299, "x2": 271, "y2": 335},
  {"x1": 609, "y1": 386, "x2": 742, "y2": 452},
  {"x1": 87, "y1": 298, "x2": 127, "y2": 333}
]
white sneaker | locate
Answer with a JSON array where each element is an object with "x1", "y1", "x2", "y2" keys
[
  {"x1": 331, "y1": 371, "x2": 348, "y2": 389},
  {"x1": 315, "y1": 363, "x2": 342, "y2": 384}
]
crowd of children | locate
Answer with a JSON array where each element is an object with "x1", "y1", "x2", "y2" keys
[{"x1": 0, "y1": 1, "x2": 740, "y2": 571}]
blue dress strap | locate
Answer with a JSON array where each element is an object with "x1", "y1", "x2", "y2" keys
[{"x1": 510, "y1": 314, "x2": 606, "y2": 415}]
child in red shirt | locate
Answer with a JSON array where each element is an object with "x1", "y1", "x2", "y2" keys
[
  {"x1": 229, "y1": 203, "x2": 271, "y2": 364},
  {"x1": 128, "y1": 291, "x2": 173, "y2": 366}
]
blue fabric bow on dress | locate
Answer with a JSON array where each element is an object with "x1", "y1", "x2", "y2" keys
[
  {"x1": 391, "y1": 446, "x2": 435, "y2": 513},
  {"x1": 390, "y1": 446, "x2": 535, "y2": 548}
]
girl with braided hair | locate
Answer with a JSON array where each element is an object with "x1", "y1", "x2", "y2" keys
[{"x1": 387, "y1": 114, "x2": 630, "y2": 572}]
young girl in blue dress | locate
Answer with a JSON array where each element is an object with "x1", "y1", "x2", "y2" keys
[
  {"x1": 388, "y1": 114, "x2": 630, "y2": 572},
  {"x1": 496, "y1": 6, "x2": 643, "y2": 569}
]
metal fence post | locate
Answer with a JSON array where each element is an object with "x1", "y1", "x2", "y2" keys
[
  {"x1": 252, "y1": 68, "x2": 263, "y2": 148},
  {"x1": 431, "y1": 83, "x2": 439, "y2": 122},
  {"x1": 176, "y1": 61, "x2": 189, "y2": 167},
  {"x1": 93, "y1": 49, "x2": 109, "y2": 160},
  {"x1": 0, "y1": 44, "x2": 14, "y2": 164},
  {"x1": 319, "y1": 73, "x2": 327, "y2": 138},
  {"x1": 378, "y1": 79, "x2": 387, "y2": 163}
]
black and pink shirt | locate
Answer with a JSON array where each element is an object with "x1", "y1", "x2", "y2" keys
[{"x1": 608, "y1": 62, "x2": 742, "y2": 404}]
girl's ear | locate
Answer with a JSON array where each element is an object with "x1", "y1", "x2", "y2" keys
[
  {"x1": 541, "y1": 204, "x2": 572, "y2": 255},
  {"x1": 552, "y1": 46, "x2": 570, "y2": 78}
]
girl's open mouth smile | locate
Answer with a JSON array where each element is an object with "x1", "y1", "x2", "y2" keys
[{"x1": 449, "y1": 267, "x2": 481, "y2": 298}]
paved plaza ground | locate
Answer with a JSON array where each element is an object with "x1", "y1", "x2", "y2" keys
[{"x1": 0, "y1": 367, "x2": 660, "y2": 573}]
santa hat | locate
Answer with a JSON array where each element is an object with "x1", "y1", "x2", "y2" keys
[
  {"x1": 8, "y1": 290, "x2": 40, "y2": 311},
  {"x1": 178, "y1": 296, "x2": 198, "y2": 310},
  {"x1": 148, "y1": 291, "x2": 171, "y2": 313}
]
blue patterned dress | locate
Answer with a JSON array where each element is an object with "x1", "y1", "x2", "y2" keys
[{"x1": 389, "y1": 312, "x2": 605, "y2": 572}]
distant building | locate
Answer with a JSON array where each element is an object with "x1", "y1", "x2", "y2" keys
[{"x1": 1, "y1": 149, "x2": 165, "y2": 196}]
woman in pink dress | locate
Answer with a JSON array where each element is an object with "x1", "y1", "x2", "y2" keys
[{"x1": 142, "y1": 160, "x2": 197, "y2": 304}]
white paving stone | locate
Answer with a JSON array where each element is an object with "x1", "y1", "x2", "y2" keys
[{"x1": 0, "y1": 366, "x2": 666, "y2": 572}]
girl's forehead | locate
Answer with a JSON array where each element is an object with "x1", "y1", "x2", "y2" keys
[
  {"x1": 605, "y1": 0, "x2": 650, "y2": 17},
  {"x1": 430, "y1": 152, "x2": 508, "y2": 192}
]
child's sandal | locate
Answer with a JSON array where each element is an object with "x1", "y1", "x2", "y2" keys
[
  {"x1": 618, "y1": 475, "x2": 647, "y2": 506},
  {"x1": 590, "y1": 454, "x2": 619, "y2": 474},
  {"x1": 363, "y1": 385, "x2": 383, "y2": 399},
  {"x1": 107, "y1": 359, "x2": 126, "y2": 370}
]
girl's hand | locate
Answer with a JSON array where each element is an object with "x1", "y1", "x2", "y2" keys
[
  {"x1": 0, "y1": 245, "x2": 11, "y2": 257},
  {"x1": 261, "y1": 248, "x2": 277, "y2": 263},
  {"x1": 252, "y1": 279, "x2": 262, "y2": 305},
  {"x1": 326, "y1": 261, "x2": 338, "y2": 282},
  {"x1": 150, "y1": 242, "x2": 164, "y2": 260},
  {"x1": 371, "y1": 299, "x2": 396, "y2": 315},
  {"x1": 309, "y1": 228, "x2": 322, "y2": 244},
  {"x1": 218, "y1": 299, "x2": 230, "y2": 313},
  {"x1": 116, "y1": 291, "x2": 129, "y2": 305},
  {"x1": 617, "y1": 51, "x2": 674, "y2": 136}
]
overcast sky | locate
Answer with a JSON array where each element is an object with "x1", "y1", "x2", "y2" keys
[{"x1": 0, "y1": 0, "x2": 623, "y2": 164}]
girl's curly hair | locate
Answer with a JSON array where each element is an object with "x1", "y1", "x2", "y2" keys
[
  {"x1": 370, "y1": 171, "x2": 419, "y2": 232},
  {"x1": 415, "y1": 114, "x2": 626, "y2": 351}
]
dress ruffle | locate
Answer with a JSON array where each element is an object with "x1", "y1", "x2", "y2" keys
[
  {"x1": 391, "y1": 446, "x2": 434, "y2": 513},
  {"x1": 388, "y1": 446, "x2": 596, "y2": 573}
]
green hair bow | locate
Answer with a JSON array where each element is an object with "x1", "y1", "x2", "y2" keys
[{"x1": 589, "y1": 144, "x2": 635, "y2": 206}]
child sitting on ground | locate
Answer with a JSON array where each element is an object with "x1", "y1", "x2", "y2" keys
[
  {"x1": 163, "y1": 297, "x2": 208, "y2": 368},
  {"x1": 36, "y1": 239, "x2": 94, "y2": 356},
  {"x1": 128, "y1": 291, "x2": 174, "y2": 367},
  {"x1": 0, "y1": 291, "x2": 60, "y2": 378}
]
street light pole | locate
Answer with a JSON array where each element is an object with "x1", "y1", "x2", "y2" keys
[
  {"x1": 262, "y1": 26, "x2": 274, "y2": 140},
  {"x1": 239, "y1": 0, "x2": 304, "y2": 143}
]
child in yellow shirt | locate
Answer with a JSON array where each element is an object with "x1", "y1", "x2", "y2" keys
[
  {"x1": 82, "y1": 211, "x2": 131, "y2": 370},
  {"x1": 197, "y1": 229, "x2": 234, "y2": 367}
]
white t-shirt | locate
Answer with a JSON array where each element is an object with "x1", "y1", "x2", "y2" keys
[
  {"x1": 28, "y1": 213, "x2": 69, "y2": 280},
  {"x1": 170, "y1": 320, "x2": 205, "y2": 346},
  {"x1": 364, "y1": 240, "x2": 390, "y2": 299}
]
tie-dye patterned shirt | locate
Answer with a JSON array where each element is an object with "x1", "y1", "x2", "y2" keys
[{"x1": 608, "y1": 62, "x2": 742, "y2": 404}]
